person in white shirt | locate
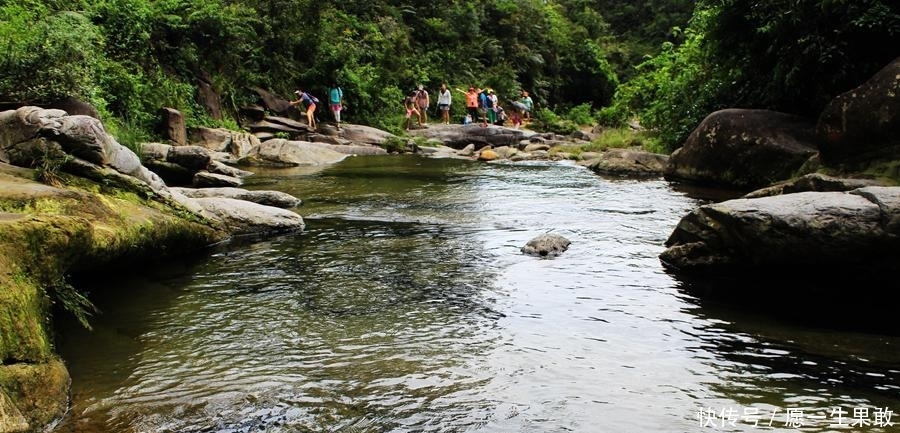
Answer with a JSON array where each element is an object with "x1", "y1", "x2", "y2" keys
[{"x1": 437, "y1": 83, "x2": 452, "y2": 124}]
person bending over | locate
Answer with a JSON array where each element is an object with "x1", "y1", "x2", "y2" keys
[{"x1": 289, "y1": 89, "x2": 318, "y2": 130}]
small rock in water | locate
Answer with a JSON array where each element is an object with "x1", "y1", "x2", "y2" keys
[{"x1": 521, "y1": 233, "x2": 571, "y2": 258}]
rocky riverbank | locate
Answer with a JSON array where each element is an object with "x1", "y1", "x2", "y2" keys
[
  {"x1": 0, "y1": 161, "x2": 228, "y2": 431},
  {"x1": 0, "y1": 54, "x2": 897, "y2": 433},
  {"x1": 0, "y1": 107, "x2": 307, "y2": 431}
]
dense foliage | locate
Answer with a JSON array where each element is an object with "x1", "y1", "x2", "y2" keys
[
  {"x1": 0, "y1": 0, "x2": 637, "y2": 138},
  {"x1": 606, "y1": 0, "x2": 900, "y2": 151},
  {"x1": 1, "y1": 0, "x2": 897, "y2": 150}
]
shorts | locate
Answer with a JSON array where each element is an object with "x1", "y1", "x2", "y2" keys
[
  {"x1": 439, "y1": 104, "x2": 450, "y2": 111},
  {"x1": 330, "y1": 103, "x2": 342, "y2": 112},
  {"x1": 406, "y1": 108, "x2": 417, "y2": 118}
]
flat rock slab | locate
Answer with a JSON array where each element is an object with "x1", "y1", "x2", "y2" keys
[
  {"x1": 193, "y1": 197, "x2": 305, "y2": 235},
  {"x1": 171, "y1": 186, "x2": 301, "y2": 208}
]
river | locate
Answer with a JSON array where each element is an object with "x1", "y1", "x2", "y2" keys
[{"x1": 54, "y1": 155, "x2": 900, "y2": 432}]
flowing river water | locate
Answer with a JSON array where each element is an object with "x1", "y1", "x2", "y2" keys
[{"x1": 54, "y1": 155, "x2": 900, "y2": 432}]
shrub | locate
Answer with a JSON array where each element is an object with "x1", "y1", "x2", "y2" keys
[
  {"x1": 0, "y1": 7, "x2": 106, "y2": 105},
  {"x1": 380, "y1": 136, "x2": 408, "y2": 153},
  {"x1": 534, "y1": 108, "x2": 578, "y2": 135},
  {"x1": 565, "y1": 103, "x2": 595, "y2": 126}
]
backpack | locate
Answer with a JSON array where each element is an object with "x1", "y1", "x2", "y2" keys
[{"x1": 482, "y1": 91, "x2": 493, "y2": 108}]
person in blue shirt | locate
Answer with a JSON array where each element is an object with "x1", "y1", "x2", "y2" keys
[
  {"x1": 478, "y1": 89, "x2": 489, "y2": 127},
  {"x1": 328, "y1": 83, "x2": 344, "y2": 130},
  {"x1": 289, "y1": 89, "x2": 318, "y2": 130}
]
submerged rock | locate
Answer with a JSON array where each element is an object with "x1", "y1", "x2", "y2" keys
[
  {"x1": 521, "y1": 233, "x2": 571, "y2": 258},
  {"x1": 581, "y1": 148, "x2": 669, "y2": 177}
]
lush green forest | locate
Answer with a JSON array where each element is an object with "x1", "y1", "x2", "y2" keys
[{"x1": 1, "y1": 0, "x2": 898, "y2": 151}]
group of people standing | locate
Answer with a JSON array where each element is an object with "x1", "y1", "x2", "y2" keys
[
  {"x1": 407, "y1": 84, "x2": 534, "y2": 130},
  {"x1": 290, "y1": 82, "x2": 533, "y2": 132},
  {"x1": 403, "y1": 83, "x2": 456, "y2": 130}
]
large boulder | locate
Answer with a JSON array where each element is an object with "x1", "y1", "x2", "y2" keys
[
  {"x1": 744, "y1": 173, "x2": 884, "y2": 198},
  {"x1": 196, "y1": 72, "x2": 222, "y2": 120},
  {"x1": 141, "y1": 143, "x2": 212, "y2": 186},
  {"x1": 409, "y1": 124, "x2": 536, "y2": 149},
  {"x1": 167, "y1": 145, "x2": 212, "y2": 170},
  {"x1": 665, "y1": 109, "x2": 819, "y2": 190},
  {"x1": 142, "y1": 142, "x2": 252, "y2": 186},
  {"x1": 816, "y1": 55, "x2": 900, "y2": 164},
  {"x1": 248, "y1": 87, "x2": 292, "y2": 115},
  {"x1": 660, "y1": 186, "x2": 900, "y2": 272},
  {"x1": 0, "y1": 107, "x2": 166, "y2": 190},
  {"x1": 240, "y1": 139, "x2": 350, "y2": 167},
  {"x1": 192, "y1": 171, "x2": 242, "y2": 188},
  {"x1": 0, "y1": 160, "x2": 229, "y2": 433},
  {"x1": 170, "y1": 186, "x2": 301, "y2": 208},
  {"x1": 191, "y1": 197, "x2": 305, "y2": 235},
  {"x1": 0, "y1": 108, "x2": 306, "y2": 236},
  {"x1": 247, "y1": 116, "x2": 314, "y2": 136},
  {"x1": 47, "y1": 96, "x2": 100, "y2": 119},
  {"x1": 0, "y1": 107, "x2": 66, "y2": 153},
  {"x1": 53, "y1": 115, "x2": 119, "y2": 165},
  {"x1": 581, "y1": 148, "x2": 669, "y2": 177},
  {"x1": 337, "y1": 124, "x2": 398, "y2": 146},
  {"x1": 159, "y1": 107, "x2": 187, "y2": 145},
  {"x1": 189, "y1": 127, "x2": 233, "y2": 153}
]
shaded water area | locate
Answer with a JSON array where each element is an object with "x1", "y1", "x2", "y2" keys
[{"x1": 55, "y1": 155, "x2": 900, "y2": 432}]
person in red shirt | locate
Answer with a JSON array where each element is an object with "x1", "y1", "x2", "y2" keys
[{"x1": 404, "y1": 91, "x2": 422, "y2": 131}]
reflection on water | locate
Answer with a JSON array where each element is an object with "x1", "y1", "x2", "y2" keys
[{"x1": 55, "y1": 156, "x2": 900, "y2": 432}]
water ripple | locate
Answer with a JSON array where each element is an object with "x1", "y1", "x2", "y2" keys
[{"x1": 55, "y1": 157, "x2": 900, "y2": 433}]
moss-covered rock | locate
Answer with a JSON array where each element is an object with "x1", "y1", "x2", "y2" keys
[
  {"x1": 0, "y1": 359, "x2": 69, "y2": 433},
  {"x1": 0, "y1": 162, "x2": 228, "y2": 431}
]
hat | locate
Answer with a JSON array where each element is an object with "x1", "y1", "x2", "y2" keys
[
  {"x1": 417, "y1": 85, "x2": 424, "y2": 90},
  {"x1": 488, "y1": 89, "x2": 494, "y2": 94},
  {"x1": 294, "y1": 90, "x2": 301, "y2": 95}
]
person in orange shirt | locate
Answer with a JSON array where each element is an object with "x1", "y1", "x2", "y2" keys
[{"x1": 457, "y1": 86, "x2": 480, "y2": 125}]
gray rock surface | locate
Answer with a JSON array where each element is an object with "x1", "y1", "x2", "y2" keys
[
  {"x1": 192, "y1": 197, "x2": 305, "y2": 235},
  {"x1": 660, "y1": 186, "x2": 900, "y2": 271},
  {"x1": 521, "y1": 233, "x2": 572, "y2": 258},
  {"x1": 665, "y1": 108, "x2": 818, "y2": 190},
  {"x1": 410, "y1": 124, "x2": 536, "y2": 149},
  {"x1": 817, "y1": 55, "x2": 900, "y2": 164},
  {"x1": 171, "y1": 186, "x2": 301, "y2": 208},
  {"x1": 193, "y1": 171, "x2": 242, "y2": 188},
  {"x1": 241, "y1": 138, "x2": 350, "y2": 166},
  {"x1": 581, "y1": 148, "x2": 668, "y2": 176}
]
